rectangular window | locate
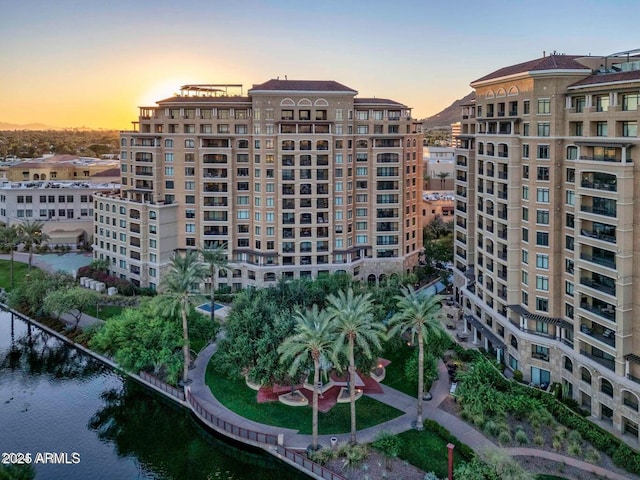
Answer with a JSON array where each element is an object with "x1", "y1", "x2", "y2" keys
[
  {"x1": 523, "y1": 100, "x2": 530, "y2": 115},
  {"x1": 522, "y1": 249, "x2": 529, "y2": 264},
  {"x1": 537, "y1": 99, "x2": 550, "y2": 114},
  {"x1": 536, "y1": 254, "x2": 549, "y2": 269},
  {"x1": 536, "y1": 188, "x2": 549, "y2": 203},
  {"x1": 537, "y1": 122, "x2": 550, "y2": 136},
  {"x1": 622, "y1": 93, "x2": 639, "y2": 111},
  {"x1": 537, "y1": 145, "x2": 550, "y2": 159},
  {"x1": 537, "y1": 167, "x2": 549, "y2": 181},
  {"x1": 622, "y1": 121, "x2": 637, "y2": 137},
  {"x1": 522, "y1": 186, "x2": 529, "y2": 200},
  {"x1": 536, "y1": 275, "x2": 549, "y2": 291},
  {"x1": 566, "y1": 190, "x2": 575, "y2": 206},
  {"x1": 535, "y1": 298, "x2": 549, "y2": 312},
  {"x1": 596, "y1": 121, "x2": 608, "y2": 136},
  {"x1": 522, "y1": 144, "x2": 530, "y2": 158},
  {"x1": 536, "y1": 232, "x2": 549, "y2": 246},
  {"x1": 536, "y1": 210, "x2": 549, "y2": 224}
]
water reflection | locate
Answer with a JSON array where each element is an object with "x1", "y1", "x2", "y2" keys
[{"x1": 0, "y1": 311, "x2": 305, "y2": 480}]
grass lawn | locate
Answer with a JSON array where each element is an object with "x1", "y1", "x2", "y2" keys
[
  {"x1": 89, "y1": 304, "x2": 125, "y2": 321},
  {"x1": 397, "y1": 428, "x2": 470, "y2": 478},
  {"x1": 206, "y1": 361, "x2": 404, "y2": 435},
  {"x1": 380, "y1": 342, "x2": 420, "y2": 398},
  {"x1": 0, "y1": 259, "x2": 31, "y2": 292},
  {"x1": 535, "y1": 476, "x2": 569, "y2": 480}
]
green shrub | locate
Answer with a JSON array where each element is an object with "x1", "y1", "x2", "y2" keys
[
  {"x1": 308, "y1": 447, "x2": 336, "y2": 466},
  {"x1": 567, "y1": 442, "x2": 582, "y2": 457},
  {"x1": 552, "y1": 438, "x2": 562, "y2": 451},
  {"x1": 497, "y1": 429, "x2": 512, "y2": 445},
  {"x1": 513, "y1": 369, "x2": 523, "y2": 382},
  {"x1": 584, "y1": 448, "x2": 601, "y2": 464},
  {"x1": 533, "y1": 434, "x2": 544, "y2": 446},
  {"x1": 567, "y1": 430, "x2": 582, "y2": 444},
  {"x1": 515, "y1": 429, "x2": 529, "y2": 445},
  {"x1": 483, "y1": 419, "x2": 499, "y2": 437}
]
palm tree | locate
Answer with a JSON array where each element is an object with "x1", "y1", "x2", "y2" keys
[
  {"x1": 199, "y1": 243, "x2": 228, "y2": 323},
  {"x1": 437, "y1": 171, "x2": 450, "y2": 189},
  {"x1": 18, "y1": 220, "x2": 50, "y2": 270},
  {"x1": 160, "y1": 250, "x2": 207, "y2": 385},
  {"x1": 388, "y1": 286, "x2": 444, "y2": 430},
  {"x1": 423, "y1": 173, "x2": 431, "y2": 190},
  {"x1": 0, "y1": 225, "x2": 24, "y2": 288},
  {"x1": 326, "y1": 289, "x2": 385, "y2": 444},
  {"x1": 278, "y1": 305, "x2": 335, "y2": 450}
]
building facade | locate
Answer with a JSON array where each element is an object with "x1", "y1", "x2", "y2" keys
[
  {"x1": 93, "y1": 80, "x2": 423, "y2": 290},
  {"x1": 453, "y1": 50, "x2": 640, "y2": 441},
  {"x1": 0, "y1": 180, "x2": 118, "y2": 246},
  {"x1": 5, "y1": 154, "x2": 119, "y2": 182}
]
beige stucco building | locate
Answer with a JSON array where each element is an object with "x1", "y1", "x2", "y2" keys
[
  {"x1": 93, "y1": 80, "x2": 423, "y2": 290},
  {"x1": 453, "y1": 50, "x2": 640, "y2": 442},
  {"x1": 5, "y1": 154, "x2": 119, "y2": 182}
]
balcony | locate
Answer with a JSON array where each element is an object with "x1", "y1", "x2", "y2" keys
[
  {"x1": 580, "y1": 323, "x2": 616, "y2": 347},
  {"x1": 580, "y1": 301, "x2": 615, "y2": 322},
  {"x1": 581, "y1": 180, "x2": 617, "y2": 192},
  {"x1": 580, "y1": 277, "x2": 615, "y2": 296},
  {"x1": 580, "y1": 252, "x2": 615, "y2": 269},
  {"x1": 580, "y1": 346, "x2": 615, "y2": 371},
  {"x1": 580, "y1": 205, "x2": 616, "y2": 218},
  {"x1": 580, "y1": 228, "x2": 616, "y2": 244}
]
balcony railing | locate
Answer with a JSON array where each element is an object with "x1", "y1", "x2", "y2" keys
[
  {"x1": 580, "y1": 253, "x2": 615, "y2": 269},
  {"x1": 580, "y1": 229, "x2": 616, "y2": 244},
  {"x1": 580, "y1": 302, "x2": 615, "y2": 322},
  {"x1": 580, "y1": 205, "x2": 616, "y2": 218},
  {"x1": 580, "y1": 278, "x2": 615, "y2": 295},
  {"x1": 581, "y1": 180, "x2": 617, "y2": 192},
  {"x1": 580, "y1": 348, "x2": 615, "y2": 371}
]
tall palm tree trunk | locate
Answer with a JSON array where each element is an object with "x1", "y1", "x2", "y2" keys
[
  {"x1": 312, "y1": 357, "x2": 320, "y2": 449},
  {"x1": 417, "y1": 331, "x2": 425, "y2": 429},
  {"x1": 28, "y1": 247, "x2": 33, "y2": 270},
  {"x1": 349, "y1": 337, "x2": 357, "y2": 444},
  {"x1": 9, "y1": 249, "x2": 15, "y2": 288},
  {"x1": 210, "y1": 267, "x2": 216, "y2": 323},
  {"x1": 181, "y1": 305, "x2": 191, "y2": 383}
]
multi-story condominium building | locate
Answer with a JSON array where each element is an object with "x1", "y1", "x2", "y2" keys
[
  {"x1": 0, "y1": 180, "x2": 118, "y2": 246},
  {"x1": 453, "y1": 49, "x2": 640, "y2": 442},
  {"x1": 93, "y1": 80, "x2": 423, "y2": 291}
]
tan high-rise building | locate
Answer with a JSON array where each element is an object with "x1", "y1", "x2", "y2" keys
[
  {"x1": 93, "y1": 80, "x2": 423, "y2": 291},
  {"x1": 454, "y1": 50, "x2": 640, "y2": 442}
]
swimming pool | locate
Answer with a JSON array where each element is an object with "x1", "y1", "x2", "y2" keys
[{"x1": 197, "y1": 303, "x2": 225, "y2": 313}]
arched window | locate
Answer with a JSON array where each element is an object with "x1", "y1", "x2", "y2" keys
[
  {"x1": 600, "y1": 378, "x2": 613, "y2": 397},
  {"x1": 121, "y1": 138, "x2": 127, "y2": 147},
  {"x1": 580, "y1": 367, "x2": 591, "y2": 385},
  {"x1": 164, "y1": 139, "x2": 173, "y2": 148},
  {"x1": 406, "y1": 139, "x2": 411, "y2": 147},
  {"x1": 379, "y1": 274, "x2": 387, "y2": 284},
  {"x1": 563, "y1": 356, "x2": 573, "y2": 372},
  {"x1": 412, "y1": 139, "x2": 416, "y2": 147},
  {"x1": 367, "y1": 274, "x2": 376, "y2": 284},
  {"x1": 356, "y1": 139, "x2": 368, "y2": 148}
]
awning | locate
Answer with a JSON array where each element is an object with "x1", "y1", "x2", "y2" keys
[
  {"x1": 464, "y1": 314, "x2": 505, "y2": 349},
  {"x1": 625, "y1": 354, "x2": 640, "y2": 365},
  {"x1": 47, "y1": 229, "x2": 85, "y2": 243},
  {"x1": 507, "y1": 304, "x2": 571, "y2": 329}
]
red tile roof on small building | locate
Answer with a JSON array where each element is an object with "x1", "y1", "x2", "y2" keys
[
  {"x1": 568, "y1": 69, "x2": 640, "y2": 88},
  {"x1": 472, "y1": 55, "x2": 589, "y2": 84},
  {"x1": 249, "y1": 79, "x2": 356, "y2": 93},
  {"x1": 355, "y1": 98, "x2": 405, "y2": 106},
  {"x1": 91, "y1": 167, "x2": 121, "y2": 177}
]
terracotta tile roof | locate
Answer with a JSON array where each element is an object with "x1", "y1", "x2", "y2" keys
[
  {"x1": 472, "y1": 55, "x2": 589, "y2": 84},
  {"x1": 569, "y1": 69, "x2": 640, "y2": 87},
  {"x1": 249, "y1": 79, "x2": 356, "y2": 93},
  {"x1": 355, "y1": 98, "x2": 404, "y2": 106},
  {"x1": 91, "y1": 167, "x2": 121, "y2": 177}
]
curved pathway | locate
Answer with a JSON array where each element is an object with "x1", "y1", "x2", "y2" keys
[{"x1": 189, "y1": 344, "x2": 637, "y2": 480}]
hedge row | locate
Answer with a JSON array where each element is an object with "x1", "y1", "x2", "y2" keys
[{"x1": 422, "y1": 418, "x2": 475, "y2": 461}]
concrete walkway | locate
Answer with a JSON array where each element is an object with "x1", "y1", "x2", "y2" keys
[{"x1": 190, "y1": 346, "x2": 639, "y2": 480}]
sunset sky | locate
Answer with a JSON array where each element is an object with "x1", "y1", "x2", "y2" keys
[{"x1": 1, "y1": 0, "x2": 638, "y2": 130}]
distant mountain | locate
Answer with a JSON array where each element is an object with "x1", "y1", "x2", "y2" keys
[
  {"x1": 0, "y1": 121, "x2": 60, "y2": 130},
  {"x1": 422, "y1": 92, "x2": 474, "y2": 129}
]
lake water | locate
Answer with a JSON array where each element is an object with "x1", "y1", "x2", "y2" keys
[{"x1": 0, "y1": 310, "x2": 305, "y2": 480}]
